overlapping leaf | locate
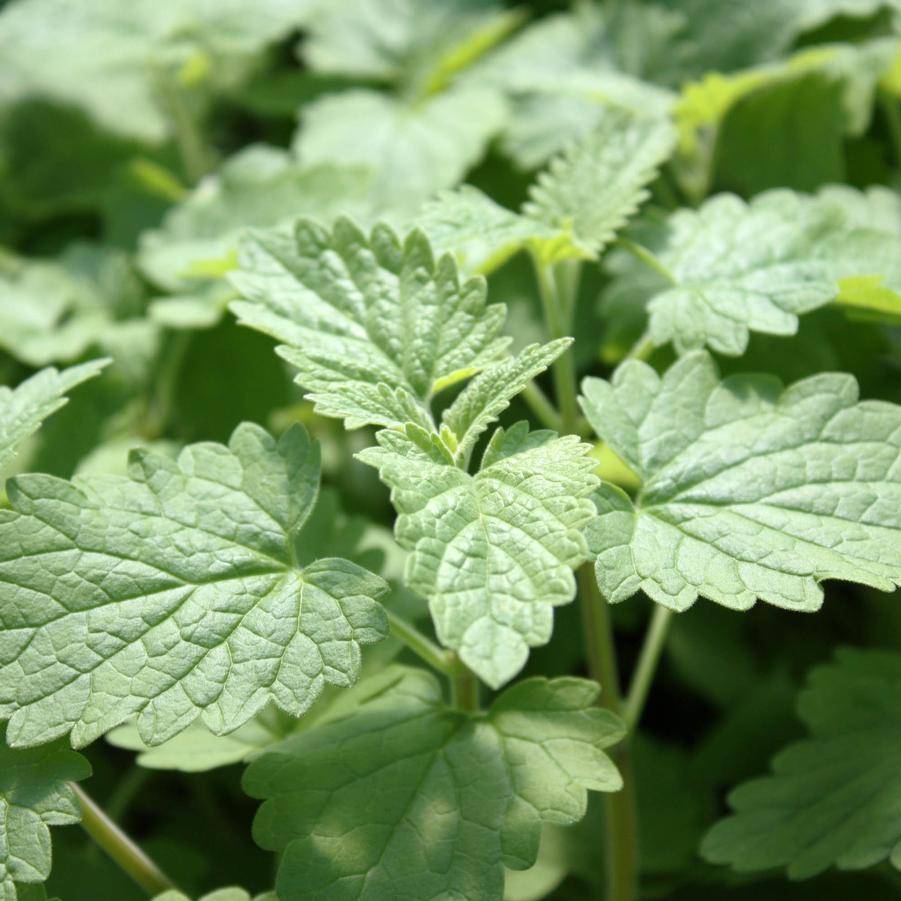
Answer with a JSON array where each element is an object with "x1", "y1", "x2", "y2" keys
[
  {"x1": 0, "y1": 423, "x2": 389, "y2": 748},
  {"x1": 359, "y1": 423, "x2": 598, "y2": 686},
  {"x1": 0, "y1": 724, "x2": 90, "y2": 901},
  {"x1": 616, "y1": 189, "x2": 901, "y2": 355},
  {"x1": 154, "y1": 890, "x2": 275, "y2": 901},
  {"x1": 418, "y1": 110, "x2": 675, "y2": 274},
  {"x1": 0, "y1": 0, "x2": 316, "y2": 141},
  {"x1": 230, "y1": 217, "x2": 510, "y2": 430},
  {"x1": 0, "y1": 361, "x2": 107, "y2": 474},
  {"x1": 244, "y1": 668, "x2": 624, "y2": 901},
  {"x1": 294, "y1": 87, "x2": 507, "y2": 214},
  {"x1": 702, "y1": 649, "x2": 901, "y2": 878},
  {"x1": 580, "y1": 352, "x2": 901, "y2": 611},
  {"x1": 139, "y1": 146, "x2": 373, "y2": 327}
]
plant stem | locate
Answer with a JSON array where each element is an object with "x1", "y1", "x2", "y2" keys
[
  {"x1": 880, "y1": 90, "x2": 901, "y2": 171},
  {"x1": 532, "y1": 256, "x2": 580, "y2": 432},
  {"x1": 72, "y1": 783, "x2": 177, "y2": 896},
  {"x1": 387, "y1": 610, "x2": 454, "y2": 673},
  {"x1": 615, "y1": 238, "x2": 676, "y2": 286},
  {"x1": 143, "y1": 331, "x2": 191, "y2": 439},
  {"x1": 623, "y1": 606, "x2": 673, "y2": 732},
  {"x1": 578, "y1": 567, "x2": 640, "y2": 901},
  {"x1": 450, "y1": 658, "x2": 480, "y2": 712},
  {"x1": 624, "y1": 328, "x2": 655, "y2": 362},
  {"x1": 521, "y1": 382, "x2": 563, "y2": 432}
]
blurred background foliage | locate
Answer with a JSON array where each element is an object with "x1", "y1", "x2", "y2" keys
[{"x1": 0, "y1": 0, "x2": 900, "y2": 898}]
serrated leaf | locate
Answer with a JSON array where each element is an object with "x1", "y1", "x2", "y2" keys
[
  {"x1": 418, "y1": 110, "x2": 675, "y2": 275},
  {"x1": 622, "y1": 189, "x2": 901, "y2": 355},
  {"x1": 0, "y1": 423, "x2": 389, "y2": 749},
  {"x1": 293, "y1": 86, "x2": 507, "y2": 214},
  {"x1": 153, "y1": 890, "x2": 273, "y2": 901},
  {"x1": 702, "y1": 648, "x2": 901, "y2": 878},
  {"x1": 358, "y1": 424, "x2": 598, "y2": 687},
  {"x1": 442, "y1": 340, "x2": 571, "y2": 463},
  {"x1": 244, "y1": 668, "x2": 624, "y2": 901},
  {"x1": 0, "y1": 0, "x2": 317, "y2": 141},
  {"x1": 580, "y1": 352, "x2": 901, "y2": 612},
  {"x1": 0, "y1": 361, "x2": 108, "y2": 475},
  {"x1": 0, "y1": 723, "x2": 90, "y2": 901},
  {"x1": 230, "y1": 217, "x2": 509, "y2": 430},
  {"x1": 139, "y1": 145, "x2": 374, "y2": 297}
]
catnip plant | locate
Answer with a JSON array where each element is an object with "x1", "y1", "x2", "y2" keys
[{"x1": 1, "y1": 1, "x2": 901, "y2": 901}]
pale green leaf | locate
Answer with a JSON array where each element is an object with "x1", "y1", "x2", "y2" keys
[
  {"x1": 358, "y1": 424, "x2": 598, "y2": 687},
  {"x1": 230, "y1": 217, "x2": 509, "y2": 430},
  {"x1": 0, "y1": 245, "x2": 145, "y2": 367},
  {"x1": 0, "y1": 0, "x2": 317, "y2": 141},
  {"x1": 466, "y1": 10, "x2": 674, "y2": 167},
  {"x1": 580, "y1": 352, "x2": 901, "y2": 612},
  {"x1": 419, "y1": 110, "x2": 675, "y2": 274},
  {"x1": 0, "y1": 723, "x2": 90, "y2": 901},
  {"x1": 153, "y1": 890, "x2": 274, "y2": 901},
  {"x1": 300, "y1": 0, "x2": 520, "y2": 92},
  {"x1": 702, "y1": 648, "x2": 901, "y2": 878},
  {"x1": 139, "y1": 146, "x2": 374, "y2": 296},
  {"x1": 0, "y1": 361, "x2": 107, "y2": 475},
  {"x1": 442, "y1": 340, "x2": 571, "y2": 463},
  {"x1": 244, "y1": 668, "x2": 624, "y2": 901},
  {"x1": 623, "y1": 189, "x2": 901, "y2": 355},
  {"x1": 293, "y1": 87, "x2": 507, "y2": 213},
  {"x1": 0, "y1": 423, "x2": 389, "y2": 749}
]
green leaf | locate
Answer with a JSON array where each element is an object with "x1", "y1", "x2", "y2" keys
[
  {"x1": 358, "y1": 424, "x2": 598, "y2": 687},
  {"x1": 0, "y1": 0, "x2": 317, "y2": 141},
  {"x1": 230, "y1": 217, "x2": 509, "y2": 430},
  {"x1": 702, "y1": 648, "x2": 901, "y2": 878},
  {"x1": 244, "y1": 668, "x2": 624, "y2": 901},
  {"x1": 0, "y1": 723, "x2": 90, "y2": 901},
  {"x1": 153, "y1": 890, "x2": 274, "y2": 901},
  {"x1": 0, "y1": 245, "x2": 146, "y2": 367},
  {"x1": 107, "y1": 663, "x2": 411, "y2": 773},
  {"x1": 300, "y1": 0, "x2": 520, "y2": 93},
  {"x1": 418, "y1": 110, "x2": 675, "y2": 274},
  {"x1": 580, "y1": 352, "x2": 901, "y2": 612},
  {"x1": 293, "y1": 87, "x2": 507, "y2": 214},
  {"x1": 0, "y1": 423, "x2": 389, "y2": 748},
  {"x1": 441, "y1": 340, "x2": 571, "y2": 463},
  {"x1": 139, "y1": 146, "x2": 374, "y2": 297},
  {"x1": 465, "y1": 10, "x2": 674, "y2": 167},
  {"x1": 622, "y1": 189, "x2": 901, "y2": 355},
  {"x1": 0, "y1": 361, "x2": 108, "y2": 475}
]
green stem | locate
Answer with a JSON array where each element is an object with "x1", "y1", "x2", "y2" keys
[
  {"x1": 623, "y1": 606, "x2": 673, "y2": 732},
  {"x1": 387, "y1": 611, "x2": 454, "y2": 673},
  {"x1": 578, "y1": 567, "x2": 639, "y2": 901},
  {"x1": 624, "y1": 328, "x2": 655, "y2": 362},
  {"x1": 521, "y1": 382, "x2": 563, "y2": 432},
  {"x1": 450, "y1": 659, "x2": 480, "y2": 712},
  {"x1": 105, "y1": 766, "x2": 152, "y2": 824},
  {"x1": 880, "y1": 90, "x2": 901, "y2": 171},
  {"x1": 72, "y1": 783, "x2": 177, "y2": 896},
  {"x1": 615, "y1": 238, "x2": 676, "y2": 286},
  {"x1": 532, "y1": 256, "x2": 580, "y2": 432},
  {"x1": 143, "y1": 331, "x2": 191, "y2": 439}
]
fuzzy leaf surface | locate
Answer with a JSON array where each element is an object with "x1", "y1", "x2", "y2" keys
[
  {"x1": 0, "y1": 723, "x2": 90, "y2": 901},
  {"x1": 418, "y1": 111, "x2": 675, "y2": 274},
  {"x1": 245, "y1": 668, "x2": 624, "y2": 901},
  {"x1": 230, "y1": 218, "x2": 509, "y2": 430},
  {"x1": 359, "y1": 424, "x2": 598, "y2": 687},
  {"x1": 702, "y1": 649, "x2": 901, "y2": 878},
  {"x1": 0, "y1": 362, "x2": 107, "y2": 475},
  {"x1": 580, "y1": 352, "x2": 901, "y2": 612},
  {"x1": 0, "y1": 423, "x2": 388, "y2": 748},
  {"x1": 624, "y1": 189, "x2": 901, "y2": 355}
]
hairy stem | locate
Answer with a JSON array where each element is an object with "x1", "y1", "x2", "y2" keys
[
  {"x1": 532, "y1": 257, "x2": 580, "y2": 432},
  {"x1": 387, "y1": 610, "x2": 454, "y2": 674},
  {"x1": 578, "y1": 567, "x2": 640, "y2": 901},
  {"x1": 623, "y1": 605, "x2": 673, "y2": 732},
  {"x1": 73, "y1": 782, "x2": 177, "y2": 896}
]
